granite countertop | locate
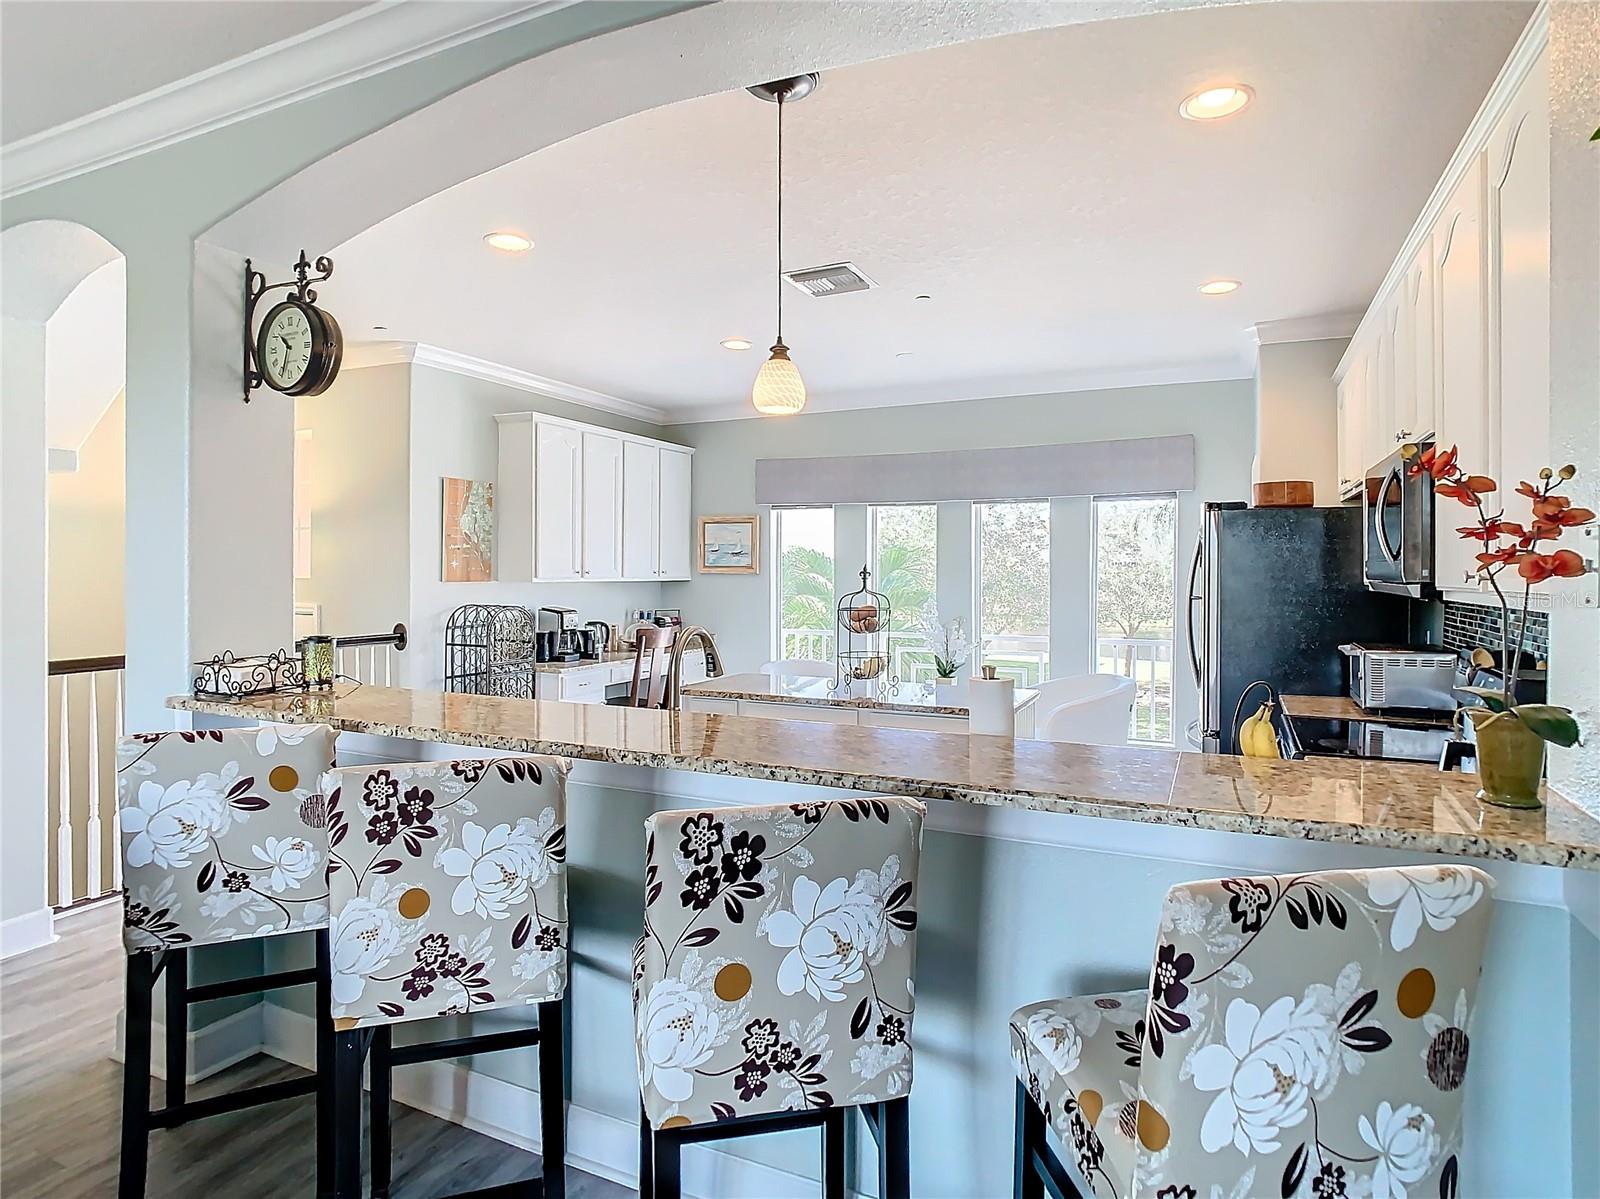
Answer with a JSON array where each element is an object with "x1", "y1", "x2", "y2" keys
[
  {"x1": 686, "y1": 671, "x2": 1039, "y2": 716},
  {"x1": 1281, "y1": 693, "x2": 1456, "y2": 729},
  {"x1": 168, "y1": 685, "x2": 1600, "y2": 870}
]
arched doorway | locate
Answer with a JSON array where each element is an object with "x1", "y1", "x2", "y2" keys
[{"x1": 1, "y1": 218, "x2": 125, "y2": 956}]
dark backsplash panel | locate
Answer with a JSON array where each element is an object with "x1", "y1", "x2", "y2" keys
[{"x1": 1440, "y1": 599, "x2": 1550, "y2": 662}]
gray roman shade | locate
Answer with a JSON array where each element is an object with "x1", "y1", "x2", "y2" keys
[{"x1": 754, "y1": 434, "x2": 1195, "y2": 506}]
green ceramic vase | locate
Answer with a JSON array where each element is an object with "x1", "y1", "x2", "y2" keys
[{"x1": 1467, "y1": 707, "x2": 1545, "y2": 809}]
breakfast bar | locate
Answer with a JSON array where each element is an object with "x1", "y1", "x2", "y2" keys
[{"x1": 165, "y1": 685, "x2": 1600, "y2": 1197}]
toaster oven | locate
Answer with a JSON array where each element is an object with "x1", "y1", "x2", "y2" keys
[{"x1": 1340, "y1": 643, "x2": 1457, "y2": 712}]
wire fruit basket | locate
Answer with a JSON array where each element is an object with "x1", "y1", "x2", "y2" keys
[{"x1": 834, "y1": 566, "x2": 899, "y2": 699}]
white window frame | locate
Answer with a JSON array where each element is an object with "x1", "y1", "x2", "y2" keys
[
  {"x1": 770, "y1": 505, "x2": 837, "y2": 664},
  {"x1": 1089, "y1": 492, "x2": 1180, "y2": 745}
]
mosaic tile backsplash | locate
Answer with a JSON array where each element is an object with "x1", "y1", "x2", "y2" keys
[{"x1": 1440, "y1": 600, "x2": 1550, "y2": 663}]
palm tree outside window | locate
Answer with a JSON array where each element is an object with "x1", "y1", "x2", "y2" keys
[
  {"x1": 775, "y1": 507, "x2": 835, "y2": 662},
  {"x1": 869, "y1": 504, "x2": 937, "y2": 683}
]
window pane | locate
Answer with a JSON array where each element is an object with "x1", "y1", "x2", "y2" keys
[
  {"x1": 776, "y1": 507, "x2": 835, "y2": 662},
  {"x1": 871, "y1": 504, "x2": 937, "y2": 682},
  {"x1": 1093, "y1": 497, "x2": 1177, "y2": 744},
  {"x1": 976, "y1": 501, "x2": 1049, "y2": 685}
]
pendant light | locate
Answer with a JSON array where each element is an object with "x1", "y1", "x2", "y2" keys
[{"x1": 748, "y1": 73, "x2": 819, "y2": 415}]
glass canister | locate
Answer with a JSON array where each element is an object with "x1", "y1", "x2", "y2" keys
[{"x1": 301, "y1": 635, "x2": 335, "y2": 688}]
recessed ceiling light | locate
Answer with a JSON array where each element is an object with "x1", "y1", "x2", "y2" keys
[
  {"x1": 895, "y1": 351, "x2": 916, "y2": 358},
  {"x1": 720, "y1": 337, "x2": 754, "y2": 351},
  {"x1": 914, "y1": 294, "x2": 932, "y2": 302},
  {"x1": 1199, "y1": 278, "x2": 1241, "y2": 295},
  {"x1": 1179, "y1": 84, "x2": 1254, "y2": 121},
  {"x1": 373, "y1": 325, "x2": 388, "y2": 331},
  {"x1": 483, "y1": 231, "x2": 533, "y2": 253}
]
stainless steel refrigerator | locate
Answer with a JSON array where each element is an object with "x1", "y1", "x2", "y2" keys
[{"x1": 1185, "y1": 503, "x2": 1413, "y2": 753}]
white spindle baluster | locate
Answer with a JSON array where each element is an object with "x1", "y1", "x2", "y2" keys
[
  {"x1": 366, "y1": 645, "x2": 376, "y2": 684},
  {"x1": 56, "y1": 678, "x2": 73, "y2": 908},
  {"x1": 382, "y1": 647, "x2": 392, "y2": 686},
  {"x1": 85, "y1": 672, "x2": 103, "y2": 898},
  {"x1": 113, "y1": 669, "x2": 124, "y2": 889}
]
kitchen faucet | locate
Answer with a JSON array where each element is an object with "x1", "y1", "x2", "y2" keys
[{"x1": 666, "y1": 625, "x2": 724, "y2": 709}]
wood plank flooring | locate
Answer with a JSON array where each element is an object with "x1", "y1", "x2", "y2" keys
[{"x1": 0, "y1": 902, "x2": 630, "y2": 1198}]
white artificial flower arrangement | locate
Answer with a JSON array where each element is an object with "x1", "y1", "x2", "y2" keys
[{"x1": 915, "y1": 605, "x2": 969, "y2": 679}]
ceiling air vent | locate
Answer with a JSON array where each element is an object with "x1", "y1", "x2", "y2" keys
[{"x1": 783, "y1": 261, "x2": 877, "y2": 297}]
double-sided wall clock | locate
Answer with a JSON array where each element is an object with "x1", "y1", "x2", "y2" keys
[{"x1": 242, "y1": 250, "x2": 343, "y2": 402}]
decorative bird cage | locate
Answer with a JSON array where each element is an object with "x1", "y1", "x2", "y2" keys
[
  {"x1": 834, "y1": 566, "x2": 899, "y2": 699},
  {"x1": 444, "y1": 604, "x2": 538, "y2": 698}
]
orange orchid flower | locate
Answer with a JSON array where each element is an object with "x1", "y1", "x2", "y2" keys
[
  {"x1": 1436, "y1": 481, "x2": 1480, "y2": 505},
  {"x1": 1463, "y1": 475, "x2": 1496, "y2": 493},
  {"x1": 1515, "y1": 481, "x2": 1542, "y2": 500},
  {"x1": 1518, "y1": 549, "x2": 1587, "y2": 582},
  {"x1": 1532, "y1": 494, "x2": 1573, "y2": 519}
]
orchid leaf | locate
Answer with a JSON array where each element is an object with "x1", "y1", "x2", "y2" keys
[
  {"x1": 1512, "y1": 704, "x2": 1582, "y2": 748},
  {"x1": 1455, "y1": 685, "x2": 1509, "y2": 713}
]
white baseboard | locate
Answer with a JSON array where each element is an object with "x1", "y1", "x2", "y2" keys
[
  {"x1": 113, "y1": 1002, "x2": 267, "y2": 1084},
  {"x1": 262, "y1": 1004, "x2": 832, "y2": 1199},
  {"x1": 0, "y1": 906, "x2": 56, "y2": 960}
]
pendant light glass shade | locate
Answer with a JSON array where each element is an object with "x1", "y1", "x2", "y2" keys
[{"x1": 751, "y1": 340, "x2": 807, "y2": 414}]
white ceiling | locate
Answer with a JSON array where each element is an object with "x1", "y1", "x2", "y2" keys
[
  {"x1": 330, "y1": 1, "x2": 1532, "y2": 422},
  {"x1": 0, "y1": 0, "x2": 368, "y2": 144}
]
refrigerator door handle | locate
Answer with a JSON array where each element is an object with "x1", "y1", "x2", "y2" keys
[{"x1": 1185, "y1": 531, "x2": 1204, "y2": 688}]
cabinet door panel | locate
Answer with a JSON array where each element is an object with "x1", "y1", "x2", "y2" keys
[
  {"x1": 534, "y1": 421, "x2": 583, "y2": 580},
  {"x1": 1405, "y1": 249, "x2": 1436, "y2": 440},
  {"x1": 1489, "y1": 57, "x2": 1549, "y2": 511},
  {"x1": 621, "y1": 441, "x2": 660, "y2": 579},
  {"x1": 581, "y1": 431, "x2": 622, "y2": 579},
  {"x1": 658, "y1": 448, "x2": 692, "y2": 580},
  {"x1": 1433, "y1": 154, "x2": 1488, "y2": 592}
]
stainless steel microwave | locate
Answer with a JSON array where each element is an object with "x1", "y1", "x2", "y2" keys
[{"x1": 1362, "y1": 443, "x2": 1435, "y2": 596}]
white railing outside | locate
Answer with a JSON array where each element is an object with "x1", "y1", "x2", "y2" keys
[
  {"x1": 337, "y1": 642, "x2": 401, "y2": 686},
  {"x1": 1097, "y1": 635, "x2": 1174, "y2": 744},
  {"x1": 779, "y1": 627, "x2": 835, "y2": 663},
  {"x1": 47, "y1": 660, "x2": 125, "y2": 909}
]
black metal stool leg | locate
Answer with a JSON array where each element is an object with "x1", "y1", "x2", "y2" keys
[
  {"x1": 538, "y1": 998, "x2": 566, "y2": 1199},
  {"x1": 118, "y1": 952, "x2": 155, "y2": 1199},
  {"x1": 822, "y1": 1106, "x2": 847, "y2": 1199},
  {"x1": 1015, "y1": 1081, "x2": 1044, "y2": 1199},
  {"x1": 653, "y1": 1124, "x2": 681, "y2": 1199},
  {"x1": 164, "y1": 947, "x2": 187, "y2": 1117},
  {"x1": 878, "y1": 1097, "x2": 910, "y2": 1199},
  {"x1": 331, "y1": 1029, "x2": 368, "y2": 1199},
  {"x1": 370, "y1": 1026, "x2": 393, "y2": 1199},
  {"x1": 315, "y1": 929, "x2": 334, "y2": 1199},
  {"x1": 639, "y1": 1104, "x2": 654, "y2": 1199}
]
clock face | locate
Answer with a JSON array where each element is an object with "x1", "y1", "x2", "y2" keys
[{"x1": 260, "y1": 302, "x2": 316, "y2": 390}]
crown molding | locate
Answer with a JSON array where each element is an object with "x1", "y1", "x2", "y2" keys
[
  {"x1": 1250, "y1": 313, "x2": 1362, "y2": 346},
  {"x1": 670, "y1": 358, "x2": 1253, "y2": 425},
  {"x1": 0, "y1": 1, "x2": 574, "y2": 200},
  {"x1": 340, "y1": 340, "x2": 669, "y2": 425}
]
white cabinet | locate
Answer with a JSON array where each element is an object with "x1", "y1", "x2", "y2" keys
[
  {"x1": 1434, "y1": 154, "x2": 1490, "y2": 593},
  {"x1": 535, "y1": 421, "x2": 583, "y2": 580},
  {"x1": 1333, "y1": 34, "x2": 1547, "y2": 600},
  {"x1": 1401, "y1": 246, "x2": 1436, "y2": 442},
  {"x1": 1486, "y1": 54, "x2": 1549, "y2": 509},
  {"x1": 621, "y1": 439, "x2": 660, "y2": 579},
  {"x1": 658, "y1": 448, "x2": 692, "y2": 580},
  {"x1": 581, "y1": 431, "x2": 622, "y2": 579},
  {"x1": 495, "y1": 412, "x2": 693, "y2": 582}
]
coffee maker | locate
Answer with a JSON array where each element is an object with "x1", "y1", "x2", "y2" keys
[{"x1": 536, "y1": 606, "x2": 580, "y2": 662}]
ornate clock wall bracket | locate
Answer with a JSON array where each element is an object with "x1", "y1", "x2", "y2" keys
[{"x1": 242, "y1": 250, "x2": 335, "y2": 403}]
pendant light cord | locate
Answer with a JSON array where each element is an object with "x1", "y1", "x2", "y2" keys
[{"x1": 775, "y1": 89, "x2": 785, "y2": 344}]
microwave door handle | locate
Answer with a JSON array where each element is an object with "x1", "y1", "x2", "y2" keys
[
  {"x1": 1185, "y1": 533, "x2": 1204, "y2": 687},
  {"x1": 1374, "y1": 468, "x2": 1403, "y2": 563}
]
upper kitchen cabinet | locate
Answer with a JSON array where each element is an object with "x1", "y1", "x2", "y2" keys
[
  {"x1": 658, "y1": 448, "x2": 693, "y2": 580},
  {"x1": 581, "y1": 430, "x2": 623, "y2": 579},
  {"x1": 1333, "y1": 17, "x2": 1547, "y2": 599},
  {"x1": 621, "y1": 438, "x2": 660, "y2": 579},
  {"x1": 496, "y1": 411, "x2": 693, "y2": 583},
  {"x1": 1486, "y1": 51, "x2": 1549, "y2": 507}
]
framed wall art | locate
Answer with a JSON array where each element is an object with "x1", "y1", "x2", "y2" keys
[{"x1": 697, "y1": 514, "x2": 759, "y2": 574}]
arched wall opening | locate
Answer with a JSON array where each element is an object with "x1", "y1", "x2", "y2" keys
[{"x1": 1, "y1": 218, "x2": 124, "y2": 951}]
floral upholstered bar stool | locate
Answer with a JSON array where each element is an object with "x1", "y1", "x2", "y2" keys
[
  {"x1": 1010, "y1": 865, "x2": 1495, "y2": 1199},
  {"x1": 635, "y1": 796, "x2": 925, "y2": 1199},
  {"x1": 116, "y1": 723, "x2": 338, "y2": 1199},
  {"x1": 322, "y1": 755, "x2": 571, "y2": 1199}
]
